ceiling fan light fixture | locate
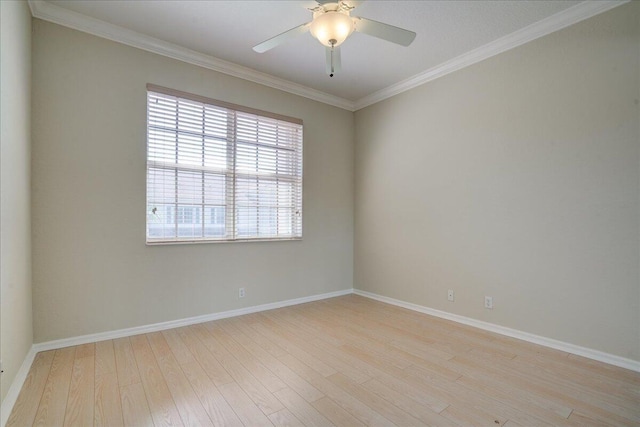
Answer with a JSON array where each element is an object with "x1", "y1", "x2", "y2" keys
[
  {"x1": 310, "y1": 9, "x2": 354, "y2": 47},
  {"x1": 252, "y1": 0, "x2": 416, "y2": 78}
]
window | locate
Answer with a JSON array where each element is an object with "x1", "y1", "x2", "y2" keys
[{"x1": 146, "y1": 85, "x2": 303, "y2": 243}]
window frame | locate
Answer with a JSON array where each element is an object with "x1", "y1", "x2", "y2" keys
[{"x1": 145, "y1": 84, "x2": 303, "y2": 245}]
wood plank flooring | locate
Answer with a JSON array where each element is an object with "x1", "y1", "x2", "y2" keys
[{"x1": 7, "y1": 295, "x2": 640, "y2": 426}]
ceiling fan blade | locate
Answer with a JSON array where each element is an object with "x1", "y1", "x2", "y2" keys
[
  {"x1": 253, "y1": 22, "x2": 311, "y2": 53},
  {"x1": 325, "y1": 46, "x2": 341, "y2": 77},
  {"x1": 353, "y1": 16, "x2": 416, "y2": 46}
]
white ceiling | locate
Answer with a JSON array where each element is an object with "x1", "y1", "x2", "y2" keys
[{"x1": 35, "y1": 1, "x2": 620, "y2": 109}]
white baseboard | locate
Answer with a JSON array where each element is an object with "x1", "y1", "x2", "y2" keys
[
  {"x1": 1, "y1": 346, "x2": 37, "y2": 427},
  {"x1": 353, "y1": 289, "x2": 640, "y2": 373},
  {"x1": 0, "y1": 288, "x2": 351, "y2": 427},
  {"x1": 33, "y1": 288, "x2": 352, "y2": 353},
  {"x1": 3, "y1": 286, "x2": 637, "y2": 427}
]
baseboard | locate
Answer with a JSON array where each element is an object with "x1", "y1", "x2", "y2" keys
[
  {"x1": 353, "y1": 289, "x2": 640, "y2": 373},
  {"x1": 1, "y1": 346, "x2": 37, "y2": 427},
  {"x1": 33, "y1": 288, "x2": 352, "y2": 353},
  {"x1": 0, "y1": 288, "x2": 351, "y2": 426},
  {"x1": 4, "y1": 285, "x2": 636, "y2": 427}
]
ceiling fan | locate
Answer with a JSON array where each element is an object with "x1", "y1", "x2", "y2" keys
[{"x1": 253, "y1": 1, "x2": 416, "y2": 77}]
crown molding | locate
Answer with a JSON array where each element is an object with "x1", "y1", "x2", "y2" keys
[
  {"x1": 353, "y1": 0, "x2": 629, "y2": 110},
  {"x1": 27, "y1": 0, "x2": 357, "y2": 111},
  {"x1": 28, "y1": 0, "x2": 627, "y2": 113}
]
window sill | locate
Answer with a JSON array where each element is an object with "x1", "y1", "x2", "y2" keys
[{"x1": 146, "y1": 237, "x2": 303, "y2": 246}]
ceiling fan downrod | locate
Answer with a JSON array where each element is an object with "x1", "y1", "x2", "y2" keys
[{"x1": 252, "y1": 1, "x2": 416, "y2": 76}]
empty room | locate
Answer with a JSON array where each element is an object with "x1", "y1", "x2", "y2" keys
[{"x1": 1, "y1": 0, "x2": 639, "y2": 425}]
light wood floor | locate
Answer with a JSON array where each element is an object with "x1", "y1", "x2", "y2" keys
[{"x1": 7, "y1": 295, "x2": 640, "y2": 426}]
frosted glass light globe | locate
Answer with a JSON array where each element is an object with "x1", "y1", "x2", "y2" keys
[{"x1": 310, "y1": 11, "x2": 354, "y2": 47}]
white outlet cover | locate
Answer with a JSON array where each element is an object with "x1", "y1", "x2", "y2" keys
[{"x1": 484, "y1": 296, "x2": 493, "y2": 309}]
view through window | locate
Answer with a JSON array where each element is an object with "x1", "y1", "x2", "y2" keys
[{"x1": 146, "y1": 85, "x2": 303, "y2": 243}]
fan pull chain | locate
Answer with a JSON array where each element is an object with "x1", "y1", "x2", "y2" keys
[{"x1": 329, "y1": 39, "x2": 336, "y2": 77}]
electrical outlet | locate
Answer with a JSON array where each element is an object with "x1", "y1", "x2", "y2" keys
[
  {"x1": 484, "y1": 296, "x2": 493, "y2": 309},
  {"x1": 447, "y1": 289, "x2": 454, "y2": 302},
  {"x1": 239, "y1": 287, "x2": 245, "y2": 298}
]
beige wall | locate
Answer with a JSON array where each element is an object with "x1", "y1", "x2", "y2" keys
[
  {"x1": 0, "y1": 0, "x2": 33, "y2": 401},
  {"x1": 355, "y1": 3, "x2": 640, "y2": 361},
  {"x1": 31, "y1": 20, "x2": 354, "y2": 343},
  {"x1": 24, "y1": 1, "x2": 640, "y2": 362}
]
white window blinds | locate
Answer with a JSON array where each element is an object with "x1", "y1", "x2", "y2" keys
[{"x1": 146, "y1": 85, "x2": 303, "y2": 243}]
